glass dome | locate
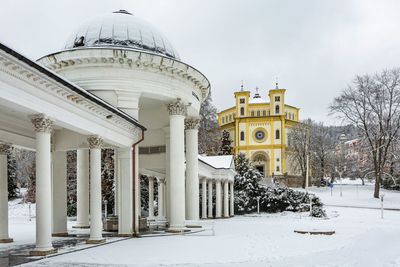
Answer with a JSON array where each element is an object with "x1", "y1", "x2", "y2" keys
[{"x1": 64, "y1": 10, "x2": 180, "y2": 59}]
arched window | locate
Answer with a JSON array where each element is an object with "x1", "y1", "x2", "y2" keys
[
  {"x1": 222, "y1": 117, "x2": 224, "y2": 124},
  {"x1": 263, "y1": 110, "x2": 266, "y2": 116},
  {"x1": 275, "y1": 105, "x2": 280, "y2": 114},
  {"x1": 240, "y1": 107, "x2": 245, "y2": 116},
  {"x1": 251, "y1": 111, "x2": 254, "y2": 116},
  {"x1": 276, "y1": 166, "x2": 280, "y2": 172},
  {"x1": 275, "y1": 129, "x2": 280, "y2": 140},
  {"x1": 240, "y1": 131, "x2": 245, "y2": 141},
  {"x1": 257, "y1": 110, "x2": 260, "y2": 117},
  {"x1": 229, "y1": 114, "x2": 232, "y2": 121}
]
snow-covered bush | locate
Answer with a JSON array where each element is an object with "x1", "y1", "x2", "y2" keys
[{"x1": 234, "y1": 153, "x2": 326, "y2": 217}]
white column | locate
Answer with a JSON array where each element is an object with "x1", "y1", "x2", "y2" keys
[
  {"x1": 52, "y1": 151, "x2": 67, "y2": 236},
  {"x1": 148, "y1": 176, "x2": 155, "y2": 219},
  {"x1": 223, "y1": 180, "x2": 229, "y2": 218},
  {"x1": 157, "y1": 178, "x2": 165, "y2": 219},
  {"x1": 185, "y1": 118, "x2": 200, "y2": 221},
  {"x1": 163, "y1": 127, "x2": 170, "y2": 221},
  {"x1": 215, "y1": 180, "x2": 222, "y2": 218},
  {"x1": 117, "y1": 147, "x2": 133, "y2": 236},
  {"x1": 0, "y1": 143, "x2": 12, "y2": 243},
  {"x1": 30, "y1": 114, "x2": 56, "y2": 255},
  {"x1": 207, "y1": 179, "x2": 213, "y2": 218},
  {"x1": 87, "y1": 135, "x2": 105, "y2": 243},
  {"x1": 201, "y1": 177, "x2": 207, "y2": 219},
  {"x1": 113, "y1": 148, "x2": 118, "y2": 216},
  {"x1": 230, "y1": 182, "x2": 234, "y2": 216},
  {"x1": 167, "y1": 99, "x2": 187, "y2": 230},
  {"x1": 75, "y1": 149, "x2": 90, "y2": 228}
]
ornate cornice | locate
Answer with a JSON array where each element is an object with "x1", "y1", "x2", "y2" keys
[
  {"x1": 185, "y1": 117, "x2": 201, "y2": 130},
  {"x1": 0, "y1": 52, "x2": 141, "y2": 140},
  {"x1": 0, "y1": 143, "x2": 11, "y2": 155},
  {"x1": 87, "y1": 135, "x2": 103, "y2": 149},
  {"x1": 167, "y1": 99, "x2": 187, "y2": 116},
  {"x1": 38, "y1": 48, "x2": 210, "y2": 101},
  {"x1": 30, "y1": 114, "x2": 53, "y2": 133}
]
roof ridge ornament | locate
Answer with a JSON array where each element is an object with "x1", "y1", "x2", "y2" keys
[
  {"x1": 240, "y1": 80, "x2": 244, "y2": 92},
  {"x1": 113, "y1": 10, "x2": 133, "y2": 15},
  {"x1": 275, "y1": 77, "x2": 279, "y2": 89},
  {"x1": 253, "y1": 86, "x2": 261, "y2": 99}
]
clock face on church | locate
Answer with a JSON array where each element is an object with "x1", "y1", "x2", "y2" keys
[{"x1": 253, "y1": 128, "x2": 267, "y2": 143}]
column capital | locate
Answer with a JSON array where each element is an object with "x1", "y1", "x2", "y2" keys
[
  {"x1": 148, "y1": 176, "x2": 155, "y2": 182},
  {"x1": 87, "y1": 135, "x2": 103, "y2": 149},
  {"x1": 185, "y1": 117, "x2": 201, "y2": 130},
  {"x1": 30, "y1": 114, "x2": 53, "y2": 133},
  {"x1": 157, "y1": 177, "x2": 165, "y2": 183},
  {"x1": 0, "y1": 143, "x2": 11, "y2": 155},
  {"x1": 167, "y1": 98, "x2": 187, "y2": 116}
]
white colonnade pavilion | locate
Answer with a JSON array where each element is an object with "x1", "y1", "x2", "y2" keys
[{"x1": 0, "y1": 10, "x2": 236, "y2": 256}]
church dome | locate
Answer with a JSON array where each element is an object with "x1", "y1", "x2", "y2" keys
[{"x1": 64, "y1": 10, "x2": 180, "y2": 59}]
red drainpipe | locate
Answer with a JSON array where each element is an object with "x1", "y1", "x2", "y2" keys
[{"x1": 132, "y1": 129, "x2": 144, "y2": 235}]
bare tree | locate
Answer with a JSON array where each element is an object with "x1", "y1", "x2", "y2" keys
[
  {"x1": 330, "y1": 68, "x2": 400, "y2": 198},
  {"x1": 288, "y1": 119, "x2": 312, "y2": 186},
  {"x1": 310, "y1": 122, "x2": 335, "y2": 182}
]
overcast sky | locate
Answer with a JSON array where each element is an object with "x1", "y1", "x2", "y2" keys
[{"x1": 1, "y1": 0, "x2": 400, "y2": 124}]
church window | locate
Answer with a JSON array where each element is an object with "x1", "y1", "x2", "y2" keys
[
  {"x1": 275, "y1": 96, "x2": 280, "y2": 102},
  {"x1": 263, "y1": 110, "x2": 266, "y2": 116},
  {"x1": 257, "y1": 110, "x2": 260, "y2": 117},
  {"x1": 240, "y1": 107, "x2": 245, "y2": 116},
  {"x1": 240, "y1": 98, "x2": 245, "y2": 104},
  {"x1": 240, "y1": 131, "x2": 245, "y2": 141},
  {"x1": 251, "y1": 111, "x2": 254, "y2": 116},
  {"x1": 229, "y1": 114, "x2": 232, "y2": 121},
  {"x1": 276, "y1": 166, "x2": 280, "y2": 172},
  {"x1": 275, "y1": 105, "x2": 280, "y2": 114},
  {"x1": 222, "y1": 117, "x2": 224, "y2": 123},
  {"x1": 275, "y1": 129, "x2": 280, "y2": 140}
]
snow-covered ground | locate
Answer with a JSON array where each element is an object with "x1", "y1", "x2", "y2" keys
[
  {"x1": 307, "y1": 182, "x2": 400, "y2": 210},
  {"x1": 1, "y1": 184, "x2": 393, "y2": 267}
]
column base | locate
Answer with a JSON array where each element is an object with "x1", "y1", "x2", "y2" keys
[
  {"x1": 72, "y1": 225, "x2": 90, "y2": 229},
  {"x1": 165, "y1": 228, "x2": 190, "y2": 234},
  {"x1": 52, "y1": 232, "x2": 69, "y2": 237},
  {"x1": 0, "y1": 238, "x2": 13, "y2": 243},
  {"x1": 86, "y1": 238, "x2": 106, "y2": 244},
  {"x1": 207, "y1": 216, "x2": 214, "y2": 219},
  {"x1": 117, "y1": 233, "x2": 134, "y2": 237},
  {"x1": 215, "y1": 216, "x2": 222, "y2": 219},
  {"x1": 30, "y1": 248, "x2": 58, "y2": 256}
]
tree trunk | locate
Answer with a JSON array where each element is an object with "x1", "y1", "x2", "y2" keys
[{"x1": 374, "y1": 173, "x2": 380, "y2": 198}]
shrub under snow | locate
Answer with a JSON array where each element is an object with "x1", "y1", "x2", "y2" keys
[{"x1": 234, "y1": 153, "x2": 326, "y2": 217}]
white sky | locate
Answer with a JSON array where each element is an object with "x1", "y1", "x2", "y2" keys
[{"x1": 1, "y1": 0, "x2": 400, "y2": 124}]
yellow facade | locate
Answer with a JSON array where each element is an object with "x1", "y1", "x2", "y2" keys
[{"x1": 218, "y1": 84, "x2": 300, "y2": 177}]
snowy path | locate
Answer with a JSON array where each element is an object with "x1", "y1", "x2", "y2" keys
[
  {"x1": 20, "y1": 206, "x2": 400, "y2": 267},
  {"x1": 3, "y1": 185, "x2": 400, "y2": 267}
]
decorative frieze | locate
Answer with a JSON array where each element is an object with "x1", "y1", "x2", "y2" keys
[
  {"x1": 30, "y1": 114, "x2": 53, "y2": 133},
  {"x1": 0, "y1": 143, "x2": 11, "y2": 155},
  {"x1": 167, "y1": 99, "x2": 187, "y2": 116},
  {"x1": 87, "y1": 135, "x2": 104, "y2": 149}
]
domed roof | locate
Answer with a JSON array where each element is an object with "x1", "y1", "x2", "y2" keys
[{"x1": 64, "y1": 10, "x2": 180, "y2": 59}]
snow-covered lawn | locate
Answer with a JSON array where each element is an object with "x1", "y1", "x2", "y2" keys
[
  {"x1": 12, "y1": 184, "x2": 399, "y2": 267},
  {"x1": 307, "y1": 182, "x2": 400, "y2": 209}
]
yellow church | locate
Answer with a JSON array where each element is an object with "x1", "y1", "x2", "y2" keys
[{"x1": 218, "y1": 83, "x2": 301, "y2": 183}]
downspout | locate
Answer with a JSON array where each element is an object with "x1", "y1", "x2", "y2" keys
[{"x1": 132, "y1": 129, "x2": 145, "y2": 235}]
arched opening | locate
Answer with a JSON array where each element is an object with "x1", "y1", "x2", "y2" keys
[
  {"x1": 240, "y1": 131, "x2": 245, "y2": 141},
  {"x1": 252, "y1": 152, "x2": 270, "y2": 178},
  {"x1": 240, "y1": 107, "x2": 245, "y2": 116},
  {"x1": 275, "y1": 129, "x2": 280, "y2": 140},
  {"x1": 275, "y1": 105, "x2": 280, "y2": 114}
]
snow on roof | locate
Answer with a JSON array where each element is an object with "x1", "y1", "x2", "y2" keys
[
  {"x1": 249, "y1": 97, "x2": 267, "y2": 104},
  {"x1": 198, "y1": 155, "x2": 234, "y2": 169}
]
